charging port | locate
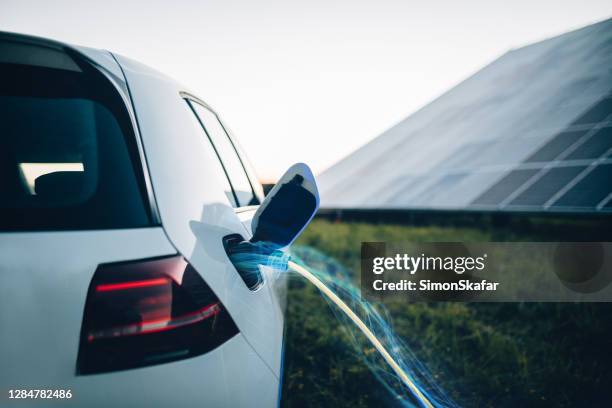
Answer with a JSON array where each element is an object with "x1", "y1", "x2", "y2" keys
[{"x1": 223, "y1": 234, "x2": 265, "y2": 290}]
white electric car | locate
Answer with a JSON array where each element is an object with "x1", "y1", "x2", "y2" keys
[{"x1": 0, "y1": 32, "x2": 318, "y2": 407}]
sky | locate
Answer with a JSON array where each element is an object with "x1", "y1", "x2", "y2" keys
[{"x1": 1, "y1": 0, "x2": 611, "y2": 181}]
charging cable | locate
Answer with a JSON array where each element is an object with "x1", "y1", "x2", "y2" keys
[
  {"x1": 288, "y1": 260, "x2": 434, "y2": 408},
  {"x1": 228, "y1": 243, "x2": 435, "y2": 408}
]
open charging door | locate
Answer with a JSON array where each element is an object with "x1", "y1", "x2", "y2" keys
[
  {"x1": 252, "y1": 163, "x2": 319, "y2": 248},
  {"x1": 225, "y1": 163, "x2": 319, "y2": 289}
]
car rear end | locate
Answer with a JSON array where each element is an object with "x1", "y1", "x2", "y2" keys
[{"x1": 0, "y1": 33, "x2": 280, "y2": 407}]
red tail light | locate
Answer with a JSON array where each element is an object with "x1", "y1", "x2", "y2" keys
[{"x1": 77, "y1": 255, "x2": 238, "y2": 374}]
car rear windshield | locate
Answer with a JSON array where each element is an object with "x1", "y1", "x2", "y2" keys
[{"x1": 0, "y1": 39, "x2": 153, "y2": 231}]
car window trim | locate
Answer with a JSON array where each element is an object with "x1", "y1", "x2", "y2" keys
[
  {"x1": 181, "y1": 92, "x2": 258, "y2": 208},
  {"x1": 183, "y1": 97, "x2": 240, "y2": 207}
]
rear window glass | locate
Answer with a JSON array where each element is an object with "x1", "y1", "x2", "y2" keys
[{"x1": 0, "y1": 41, "x2": 152, "y2": 231}]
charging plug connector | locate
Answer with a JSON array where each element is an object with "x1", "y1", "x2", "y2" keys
[{"x1": 225, "y1": 237, "x2": 290, "y2": 290}]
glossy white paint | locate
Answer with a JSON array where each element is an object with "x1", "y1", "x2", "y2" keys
[
  {"x1": 115, "y1": 55, "x2": 285, "y2": 381},
  {"x1": 0, "y1": 40, "x2": 284, "y2": 407},
  {"x1": 0, "y1": 230, "x2": 277, "y2": 407}
]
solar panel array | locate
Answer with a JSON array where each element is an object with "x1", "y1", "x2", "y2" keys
[
  {"x1": 472, "y1": 96, "x2": 612, "y2": 212},
  {"x1": 318, "y1": 19, "x2": 612, "y2": 213}
]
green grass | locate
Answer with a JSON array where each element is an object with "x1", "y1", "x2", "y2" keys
[{"x1": 281, "y1": 220, "x2": 612, "y2": 407}]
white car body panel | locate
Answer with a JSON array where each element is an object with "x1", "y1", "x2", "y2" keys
[
  {"x1": 0, "y1": 34, "x2": 284, "y2": 407},
  {"x1": 0, "y1": 229, "x2": 276, "y2": 408},
  {"x1": 115, "y1": 55, "x2": 285, "y2": 379}
]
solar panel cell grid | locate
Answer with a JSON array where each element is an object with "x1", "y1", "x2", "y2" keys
[
  {"x1": 472, "y1": 169, "x2": 539, "y2": 206},
  {"x1": 508, "y1": 166, "x2": 587, "y2": 206},
  {"x1": 564, "y1": 127, "x2": 612, "y2": 160},
  {"x1": 524, "y1": 131, "x2": 586, "y2": 162},
  {"x1": 571, "y1": 98, "x2": 612, "y2": 125},
  {"x1": 554, "y1": 164, "x2": 612, "y2": 208},
  {"x1": 319, "y1": 20, "x2": 612, "y2": 213}
]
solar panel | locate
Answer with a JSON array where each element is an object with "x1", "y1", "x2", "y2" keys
[
  {"x1": 564, "y1": 127, "x2": 612, "y2": 160},
  {"x1": 412, "y1": 173, "x2": 467, "y2": 205},
  {"x1": 524, "y1": 131, "x2": 585, "y2": 162},
  {"x1": 571, "y1": 97, "x2": 612, "y2": 125},
  {"x1": 472, "y1": 169, "x2": 538, "y2": 206},
  {"x1": 508, "y1": 166, "x2": 586, "y2": 206},
  {"x1": 553, "y1": 164, "x2": 612, "y2": 208},
  {"x1": 318, "y1": 20, "x2": 612, "y2": 213}
]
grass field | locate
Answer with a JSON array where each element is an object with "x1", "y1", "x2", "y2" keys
[{"x1": 280, "y1": 219, "x2": 612, "y2": 407}]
